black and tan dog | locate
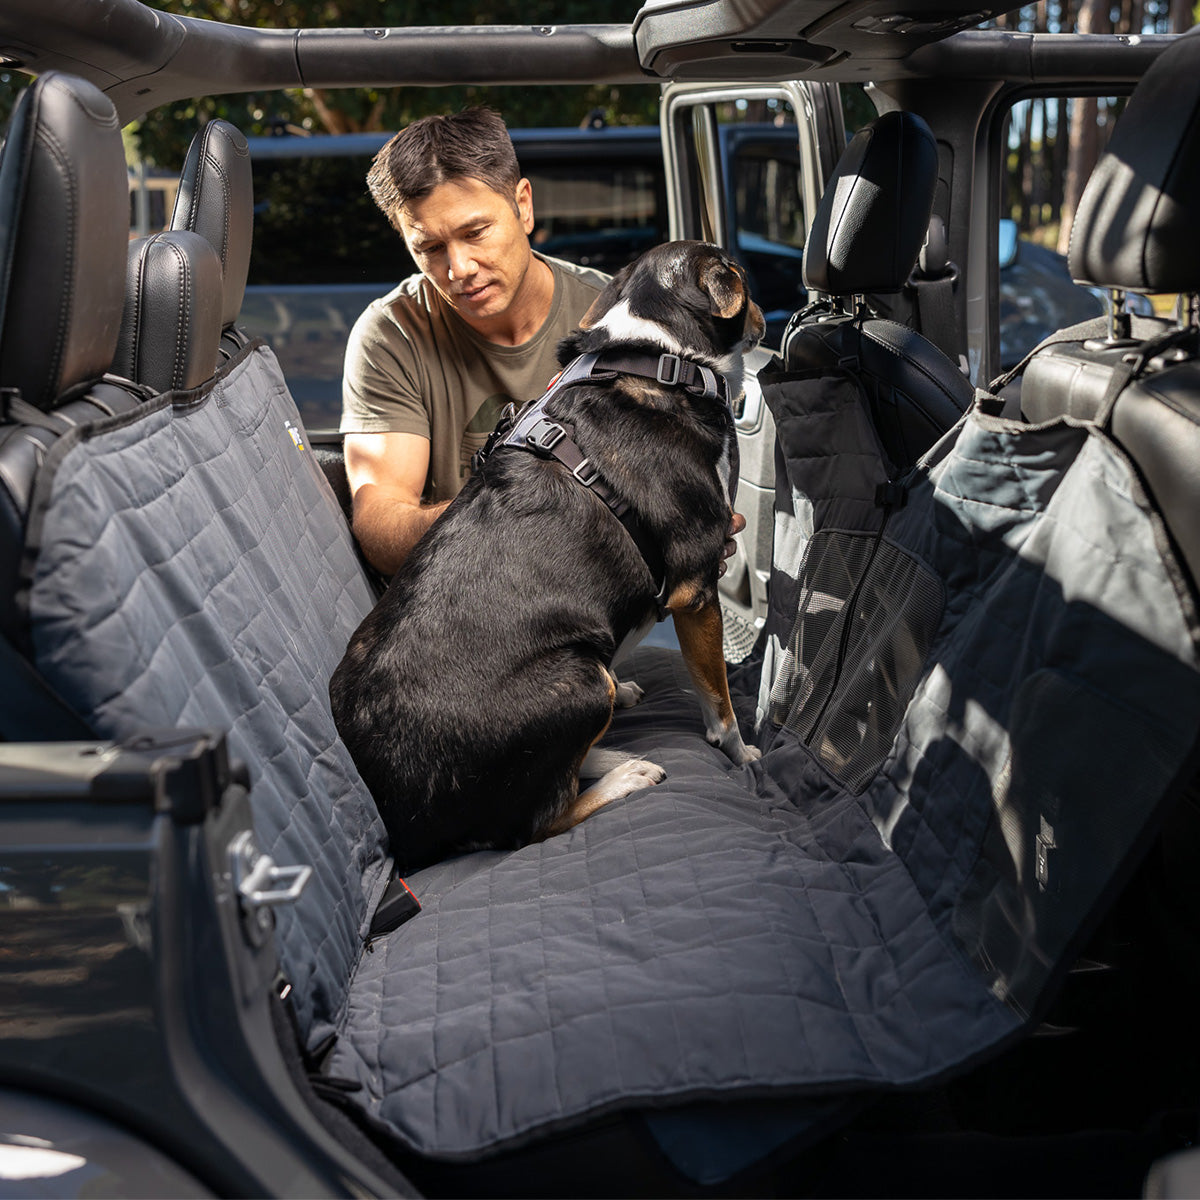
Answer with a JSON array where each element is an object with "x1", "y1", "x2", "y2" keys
[{"x1": 330, "y1": 241, "x2": 764, "y2": 872}]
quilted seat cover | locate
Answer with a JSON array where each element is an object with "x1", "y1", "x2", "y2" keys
[
  {"x1": 22, "y1": 343, "x2": 390, "y2": 1048},
  {"x1": 20, "y1": 341, "x2": 1200, "y2": 1161},
  {"x1": 325, "y1": 371, "x2": 1200, "y2": 1156}
]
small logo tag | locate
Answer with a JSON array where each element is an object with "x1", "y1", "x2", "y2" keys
[
  {"x1": 285, "y1": 421, "x2": 306, "y2": 451},
  {"x1": 1036, "y1": 815, "x2": 1056, "y2": 891}
]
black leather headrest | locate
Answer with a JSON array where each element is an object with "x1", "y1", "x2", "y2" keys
[
  {"x1": 1069, "y1": 35, "x2": 1200, "y2": 293},
  {"x1": 170, "y1": 120, "x2": 253, "y2": 330},
  {"x1": 0, "y1": 73, "x2": 127, "y2": 411},
  {"x1": 802, "y1": 111, "x2": 939, "y2": 297},
  {"x1": 113, "y1": 231, "x2": 224, "y2": 394}
]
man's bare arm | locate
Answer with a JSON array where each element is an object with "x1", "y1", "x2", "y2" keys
[{"x1": 344, "y1": 432, "x2": 450, "y2": 576}]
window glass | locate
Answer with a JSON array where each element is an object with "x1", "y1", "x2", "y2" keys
[
  {"x1": 706, "y1": 96, "x2": 807, "y2": 344},
  {"x1": 251, "y1": 150, "x2": 401, "y2": 287},
  {"x1": 529, "y1": 162, "x2": 663, "y2": 275},
  {"x1": 997, "y1": 92, "x2": 1171, "y2": 369}
]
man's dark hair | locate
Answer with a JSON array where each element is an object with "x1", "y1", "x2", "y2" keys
[{"x1": 367, "y1": 106, "x2": 521, "y2": 232}]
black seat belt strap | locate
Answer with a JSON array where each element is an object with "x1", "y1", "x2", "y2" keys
[{"x1": 0, "y1": 634, "x2": 95, "y2": 741}]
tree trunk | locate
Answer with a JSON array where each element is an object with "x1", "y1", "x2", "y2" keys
[
  {"x1": 1058, "y1": 0, "x2": 1112, "y2": 254},
  {"x1": 1019, "y1": 101, "x2": 1035, "y2": 230},
  {"x1": 1168, "y1": 0, "x2": 1193, "y2": 32}
]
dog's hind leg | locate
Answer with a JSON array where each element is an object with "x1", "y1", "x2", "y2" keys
[{"x1": 542, "y1": 665, "x2": 663, "y2": 836}]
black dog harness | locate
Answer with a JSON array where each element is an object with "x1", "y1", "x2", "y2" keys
[{"x1": 473, "y1": 350, "x2": 737, "y2": 617}]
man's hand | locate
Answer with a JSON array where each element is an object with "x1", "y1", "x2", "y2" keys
[{"x1": 717, "y1": 511, "x2": 746, "y2": 579}]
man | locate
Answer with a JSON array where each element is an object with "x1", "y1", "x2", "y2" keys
[
  {"x1": 341, "y1": 107, "x2": 609, "y2": 576},
  {"x1": 342, "y1": 105, "x2": 745, "y2": 578}
]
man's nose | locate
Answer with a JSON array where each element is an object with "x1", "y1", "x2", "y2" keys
[{"x1": 447, "y1": 244, "x2": 478, "y2": 281}]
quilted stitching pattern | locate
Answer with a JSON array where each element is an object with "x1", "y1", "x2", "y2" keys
[
  {"x1": 20, "y1": 342, "x2": 1200, "y2": 1161},
  {"x1": 26, "y1": 346, "x2": 389, "y2": 1046},
  {"x1": 330, "y1": 649, "x2": 1013, "y2": 1156},
  {"x1": 328, "y1": 402, "x2": 1200, "y2": 1159}
]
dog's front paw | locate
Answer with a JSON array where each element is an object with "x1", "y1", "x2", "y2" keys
[
  {"x1": 613, "y1": 679, "x2": 645, "y2": 708},
  {"x1": 707, "y1": 725, "x2": 761, "y2": 765},
  {"x1": 622, "y1": 757, "x2": 666, "y2": 787},
  {"x1": 590, "y1": 757, "x2": 666, "y2": 804}
]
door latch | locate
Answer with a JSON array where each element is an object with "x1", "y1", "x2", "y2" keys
[{"x1": 228, "y1": 829, "x2": 312, "y2": 946}]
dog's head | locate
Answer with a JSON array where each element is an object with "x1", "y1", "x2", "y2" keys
[{"x1": 559, "y1": 241, "x2": 765, "y2": 396}]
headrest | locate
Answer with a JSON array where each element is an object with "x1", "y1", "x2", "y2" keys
[
  {"x1": 802, "y1": 111, "x2": 938, "y2": 297},
  {"x1": 170, "y1": 120, "x2": 253, "y2": 330},
  {"x1": 1069, "y1": 35, "x2": 1200, "y2": 293},
  {"x1": 0, "y1": 73, "x2": 127, "y2": 412},
  {"x1": 113, "y1": 231, "x2": 224, "y2": 394}
]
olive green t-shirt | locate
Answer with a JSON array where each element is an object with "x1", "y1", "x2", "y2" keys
[{"x1": 340, "y1": 253, "x2": 609, "y2": 502}]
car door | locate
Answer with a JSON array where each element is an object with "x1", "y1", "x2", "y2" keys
[{"x1": 660, "y1": 81, "x2": 844, "y2": 660}]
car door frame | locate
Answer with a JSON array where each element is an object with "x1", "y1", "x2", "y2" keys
[{"x1": 659, "y1": 79, "x2": 844, "y2": 657}]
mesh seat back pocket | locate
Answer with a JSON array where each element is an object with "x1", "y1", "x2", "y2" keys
[{"x1": 770, "y1": 529, "x2": 944, "y2": 793}]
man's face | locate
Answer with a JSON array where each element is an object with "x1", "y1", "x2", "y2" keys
[{"x1": 398, "y1": 175, "x2": 536, "y2": 333}]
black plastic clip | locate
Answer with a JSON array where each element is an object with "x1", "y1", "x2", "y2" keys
[{"x1": 525, "y1": 418, "x2": 567, "y2": 454}]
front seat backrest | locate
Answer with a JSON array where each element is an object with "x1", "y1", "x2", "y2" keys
[
  {"x1": 785, "y1": 110, "x2": 973, "y2": 471},
  {"x1": 1017, "y1": 33, "x2": 1200, "y2": 588},
  {"x1": 0, "y1": 72, "x2": 127, "y2": 412},
  {"x1": 170, "y1": 119, "x2": 254, "y2": 361},
  {"x1": 0, "y1": 72, "x2": 143, "y2": 648}
]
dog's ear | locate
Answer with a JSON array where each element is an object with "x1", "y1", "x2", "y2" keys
[{"x1": 697, "y1": 255, "x2": 747, "y2": 320}]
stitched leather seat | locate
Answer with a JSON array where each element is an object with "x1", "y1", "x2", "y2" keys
[
  {"x1": 1016, "y1": 33, "x2": 1200, "y2": 584},
  {"x1": 0, "y1": 72, "x2": 137, "y2": 644},
  {"x1": 170, "y1": 118, "x2": 256, "y2": 363},
  {"x1": 782, "y1": 111, "x2": 974, "y2": 472},
  {"x1": 113, "y1": 231, "x2": 225, "y2": 395},
  {"x1": 0, "y1": 73, "x2": 127, "y2": 413}
]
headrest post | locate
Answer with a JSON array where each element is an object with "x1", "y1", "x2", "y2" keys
[
  {"x1": 1108, "y1": 289, "x2": 1133, "y2": 344},
  {"x1": 1182, "y1": 293, "x2": 1200, "y2": 330}
]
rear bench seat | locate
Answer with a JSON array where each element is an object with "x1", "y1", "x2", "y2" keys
[{"x1": 3, "y1": 44, "x2": 1200, "y2": 1193}]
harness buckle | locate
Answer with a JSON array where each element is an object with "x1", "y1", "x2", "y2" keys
[
  {"x1": 656, "y1": 354, "x2": 682, "y2": 386},
  {"x1": 524, "y1": 418, "x2": 567, "y2": 454},
  {"x1": 572, "y1": 458, "x2": 600, "y2": 486}
]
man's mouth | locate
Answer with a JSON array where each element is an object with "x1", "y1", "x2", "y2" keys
[{"x1": 457, "y1": 282, "x2": 495, "y2": 303}]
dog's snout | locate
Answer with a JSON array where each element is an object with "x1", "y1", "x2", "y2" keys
[{"x1": 746, "y1": 298, "x2": 766, "y2": 345}]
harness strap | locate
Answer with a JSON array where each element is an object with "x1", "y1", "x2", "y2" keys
[{"x1": 473, "y1": 349, "x2": 731, "y2": 617}]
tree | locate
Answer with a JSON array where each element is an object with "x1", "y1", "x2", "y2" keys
[{"x1": 1056, "y1": 0, "x2": 1112, "y2": 253}]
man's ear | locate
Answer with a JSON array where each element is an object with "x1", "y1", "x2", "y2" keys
[
  {"x1": 515, "y1": 177, "x2": 535, "y2": 235},
  {"x1": 698, "y1": 255, "x2": 747, "y2": 319}
]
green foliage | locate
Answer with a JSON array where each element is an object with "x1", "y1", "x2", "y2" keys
[{"x1": 131, "y1": 0, "x2": 660, "y2": 169}]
